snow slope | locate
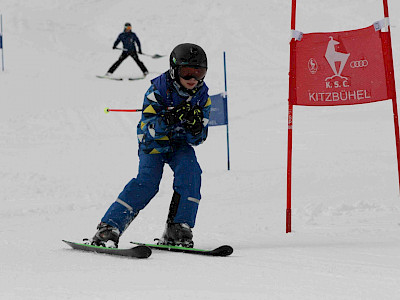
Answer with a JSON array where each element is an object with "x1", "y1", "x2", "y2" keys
[{"x1": 1, "y1": 0, "x2": 400, "y2": 299}]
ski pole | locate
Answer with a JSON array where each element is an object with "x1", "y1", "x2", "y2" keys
[
  {"x1": 1, "y1": 14, "x2": 4, "y2": 71},
  {"x1": 141, "y1": 53, "x2": 165, "y2": 59},
  {"x1": 104, "y1": 107, "x2": 143, "y2": 114},
  {"x1": 114, "y1": 47, "x2": 164, "y2": 59}
]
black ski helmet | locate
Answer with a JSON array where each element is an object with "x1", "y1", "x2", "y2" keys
[
  {"x1": 169, "y1": 43, "x2": 207, "y2": 81},
  {"x1": 124, "y1": 23, "x2": 131, "y2": 30}
]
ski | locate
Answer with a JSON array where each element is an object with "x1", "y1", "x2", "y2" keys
[
  {"x1": 96, "y1": 75, "x2": 145, "y2": 81},
  {"x1": 63, "y1": 240, "x2": 152, "y2": 259},
  {"x1": 96, "y1": 75, "x2": 123, "y2": 81},
  {"x1": 128, "y1": 76, "x2": 145, "y2": 81},
  {"x1": 131, "y1": 242, "x2": 233, "y2": 257},
  {"x1": 141, "y1": 53, "x2": 165, "y2": 59}
]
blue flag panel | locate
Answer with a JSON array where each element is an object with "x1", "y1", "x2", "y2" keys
[
  {"x1": 209, "y1": 93, "x2": 228, "y2": 126},
  {"x1": 0, "y1": 34, "x2": 2, "y2": 49}
]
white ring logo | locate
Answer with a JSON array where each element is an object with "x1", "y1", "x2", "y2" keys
[{"x1": 350, "y1": 60, "x2": 368, "y2": 68}]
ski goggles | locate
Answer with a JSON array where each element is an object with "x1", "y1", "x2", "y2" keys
[{"x1": 178, "y1": 66, "x2": 207, "y2": 81}]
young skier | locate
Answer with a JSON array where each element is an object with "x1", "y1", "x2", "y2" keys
[
  {"x1": 92, "y1": 43, "x2": 211, "y2": 248},
  {"x1": 105, "y1": 22, "x2": 148, "y2": 77}
]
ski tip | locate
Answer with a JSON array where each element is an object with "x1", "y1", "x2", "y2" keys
[
  {"x1": 213, "y1": 245, "x2": 234, "y2": 256},
  {"x1": 62, "y1": 239, "x2": 88, "y2": 248},
  {"x1": 134, "y1": 245, "x2": 152, "y2": 258}
]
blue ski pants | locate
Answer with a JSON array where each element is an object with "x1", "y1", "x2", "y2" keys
[{"x1": 101, "y1": 145, "x2": 202, "y2": 234}]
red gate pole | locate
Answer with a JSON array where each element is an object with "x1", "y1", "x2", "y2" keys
[
  {"x1": 286, "y1": 104, "x2": 293, "y2": 233},
  {"x1": 287, "y1": 0, "x2": 297, "y2": 233},
  {"x1": 382, "y1": 0, "x2": 400, "y2": 194}
]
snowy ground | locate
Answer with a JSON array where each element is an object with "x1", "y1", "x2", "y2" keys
[{"x1": 1, "y1": 0, "x2": 400, "y2": 299}]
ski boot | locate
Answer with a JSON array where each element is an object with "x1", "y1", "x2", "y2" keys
[
  {"x1": 157, "y1": 223, "x2": 194, "y2": 248},
  {"x1": 91, "y1": 222, "x2": 120, "y2": 248}
]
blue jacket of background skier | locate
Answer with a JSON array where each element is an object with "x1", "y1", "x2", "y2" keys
[
  {"x1": 113, "y1": 31, "x2": 142, "y2": 53},
  {"x1": 137, "y1": 72, "x2": 211, "y2": 154}
]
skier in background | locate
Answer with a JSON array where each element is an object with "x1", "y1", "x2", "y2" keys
[
  {"x1": 92, "y1": 43, "x2": 211, "y2": 248},
  {"x1": 105, "y1": 22, "x2": 148, "y2": 77}
]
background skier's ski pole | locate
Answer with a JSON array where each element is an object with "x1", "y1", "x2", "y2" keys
[
  {"x1": 141, "y1": 53, "x2": 165, "y2": 59},
  {"x1": 114, "y1": 47, "x2": 164, "y2": 58},
  {"x1": 1, "y1": 14, "x2": 4, "y2": 71},
  {"x1": 104, "y1": 108, "x2": 143, "y2": 113}
]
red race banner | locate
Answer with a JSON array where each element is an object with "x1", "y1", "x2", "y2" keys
[
  {"x1": 286, "y1": 0, "x2": 400, "y2": 234},
  {"x1": 292, "y1": 25, "x2": 393, "y2": 106}
]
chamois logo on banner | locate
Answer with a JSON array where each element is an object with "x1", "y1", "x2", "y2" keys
[
  {"x1": 308, "y1": 58, "x2": 318, "y2": 74},
  {"x1": 324, "y1": 36, "x2": 350, "y2": 80}
]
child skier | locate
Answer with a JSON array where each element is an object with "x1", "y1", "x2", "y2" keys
[
  {"x1": 92, "y1": 43, "x2": 211, "y2": 248},
  {"x1": 105, "y1": 22, "x2": 148, "y2": 77}
]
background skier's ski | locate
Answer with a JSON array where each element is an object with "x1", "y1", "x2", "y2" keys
[
  {"x1": 63, "y1": 240, "x2": 152, "y2": 258},
  {"x1": 96, "y1": 75, "x2": 145, "y2": 81},
  {"x1": 128, "y1": 76, "x2": 145, "y2": 81},
  {"x1": 96, "y1": 75, "x2": 123, "y2": 81}
]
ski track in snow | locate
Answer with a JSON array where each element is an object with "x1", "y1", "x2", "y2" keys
[{"x1": 2, "y1": 0, "x2": 400, "y2": 299}]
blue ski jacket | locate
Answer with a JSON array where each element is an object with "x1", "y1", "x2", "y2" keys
[
  {"x1": 137, "y1": 72, "x2": 211, "y2": 154},
  {"x1": 113, "y1": 31, "x2": 142, "y2": 53}
]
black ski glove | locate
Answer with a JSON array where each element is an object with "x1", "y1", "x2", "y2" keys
[
  {"x1": 184, "y1": 106, "x2": 203, "y2": 136},
  {"x1": 162, "y1": 110, "x2": 176, "y2": 125},
  {"x1": 162, "y1": 102, "x2": 192, "y2": 125},
  {"x1": 175, "y1": 102, "x2": 192, "y2": 122}
]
